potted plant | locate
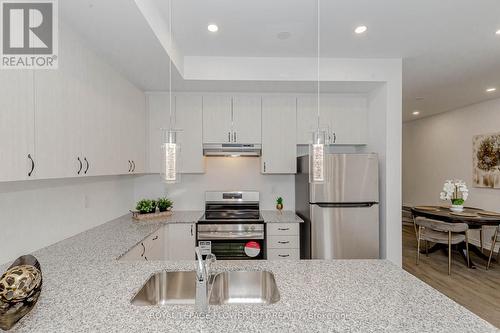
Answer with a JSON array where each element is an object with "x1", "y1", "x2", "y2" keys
[
  {"x1": 150, "y1": 200, "x2": 157, "y2": 214},
  {"x1": 136, "y1": 199, "x2": 153, "y2": 215},
  {"x1": 440, "y1": 179, "x2": 469, "y2": 212},
  {"x1": 276, "y1": 197, "x2": 284, "y2": 212},
  {"x1": 157, "y1": 197, "x2": 173, "y2": 212}
]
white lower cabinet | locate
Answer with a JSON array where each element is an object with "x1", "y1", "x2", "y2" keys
[
  {"x1": 119, "y1": 223, "x2": 195, "y2": 261},
  {"x1": 266, "y1": 223, "x2": 300, "y2": 260},
  {"x1": 167, "y1": 224, "x2": 196, "y2": 260}
]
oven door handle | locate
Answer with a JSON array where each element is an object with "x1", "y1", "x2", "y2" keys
[{"x1": 197, "y1": 232, "x2": 264, "y2": 240}]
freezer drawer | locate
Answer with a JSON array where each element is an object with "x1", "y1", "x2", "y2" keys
[{"x1": 310, "y1": 204, "x2": 379, "y2": 259}]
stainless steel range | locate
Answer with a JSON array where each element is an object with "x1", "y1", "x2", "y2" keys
[{"x1": 197, "y1": 191, "x2": 265, "y2": 260}]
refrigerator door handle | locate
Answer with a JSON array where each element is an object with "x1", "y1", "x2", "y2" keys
[{"x1": 314, "y1": 202, "x2": 377, "y2": 208}]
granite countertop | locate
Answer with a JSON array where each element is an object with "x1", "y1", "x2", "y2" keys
[
  {"x1": 2, "y1": 213, "x2": 498, "y2": 333},
  {"x1": 261, "y1": 210, "x2": 304, "y2": 223}
]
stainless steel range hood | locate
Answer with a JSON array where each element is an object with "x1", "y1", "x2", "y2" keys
[{"x1": 203, "y1": 144, "x2": 262, "y2": 157}]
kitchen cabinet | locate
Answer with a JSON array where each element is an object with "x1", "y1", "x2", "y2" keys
[
  {"x1": 0, "y1": 71, "x2": 35, "y2": 182},
  {"x1": 261, "y1": 96, "x2": 297, "y2": 174},
  {"x1": 33, "y1": 29, "x2": 145, "y2": 179},
  {"x1": 231, "y1": 96, "x2": 262, "y2": 144},
  {"x1": 297, "y1": 95, "x2": 368, "y2": 145},
  {"x1": 167, "y1": 223, "x2": 196, "y2": 260},
  {"x1": 202, "y1": 95, "x2": 232, "y2": 143},
  {"x1": 147, "y1": 93, "x2": 204, "y2": 174},
  {"x1": 266, "y1": 223, "x2": 300, "y2": 260},
  {"x1": 119, "y1": 226, "x2": 166, "y2": 261},
  {"x1": 202, "y1": 95, "x2": 261, "y2": 144}
]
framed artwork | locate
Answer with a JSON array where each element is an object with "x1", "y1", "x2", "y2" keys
[{"x1": 472, "y1": 133, "x2": 500, "y2": 188}]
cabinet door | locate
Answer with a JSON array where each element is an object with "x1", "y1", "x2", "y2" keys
[
  {"x1": 125, "y1": 88, "x2": 146, "y2": 174},
  {"x1": 232, "y1": 96, "x2": 262, "y2": 144},
  {"x1": 143, "y1": 227, "x2": 165, "y2": 260},
  {"x1": 175, "y1": 95, "x2": 204, "y2": 173},
  {"x1": 296, "y1": 96, "x2": 318, "y2": 145},
  {"x1": 202, "y1": 95, "x2": 232, "y2": 143},
  {"x1": 119, "y1": 242, "x2": 144, "y2": 261},
  {"x1": 261, "y1": 96, "x2": 297, "y2": 174},
  {"x1": 0, "y1": 71, "x2": 34, "y2": 182},
  {"x1": 167, "y1": 224, "x2": 195, "y2": 260},
  {"x1": 34, "y1": 31, "x2": 84, "y2": 179},
  {"x1": 147, "y1": 94, "x2": 172, "y2": 173},
  {"x1": 320, "y1": 95, "x2": 368, "y2": 145}
]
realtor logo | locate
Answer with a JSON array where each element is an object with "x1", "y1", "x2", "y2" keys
[{"x1": 1, "y1": 0, "x2": 58, "y2": 69}]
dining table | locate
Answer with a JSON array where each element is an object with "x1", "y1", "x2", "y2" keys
[{"x1": 411, "y1": 206, "x2": 500, "y2": 269}]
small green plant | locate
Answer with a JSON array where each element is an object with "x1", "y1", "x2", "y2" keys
[
  {"x1": 451, "y1": 198, "x2": 464, "y2": 206},
  {"x1": 157, "y1": 197, "x2": 173, "y2": 212},
  {"x1": 276, "y1": 197, "x2": 283, "y2": 205},
  {"x1": 136, "y1": 199, "x2": 153, "y2": 214}
]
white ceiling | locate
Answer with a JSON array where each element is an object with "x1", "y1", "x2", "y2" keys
[{"x1": 61, "y1": 0, "x2": 500, "y2": 121}]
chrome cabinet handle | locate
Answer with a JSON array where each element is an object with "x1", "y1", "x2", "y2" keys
[
  {"x1": 278, "y1": 241, "x2": 290, "y2": 244},
  {"x1": 332, "y1": 132, "x2": 336, "y2": 144},
  {"x1": 152, "y1": 235, "x2": 158, "y2": 241},
  {"x1": 263, "y1": 162, "x2": 266, "y2": 172},
  {"x1": 190, "y1": 225, "x2": 193, "y2": 236},
  {"x1": 228, "y1": 132, "x2": 231, "y2": 142},
  {"x1": 27, "y1": 154, "x2": 35, "y2": 177},
  {"x1": 84, "y1": 157, "x2": 89, "y2": 174},
  {"x1": 77, "y1": 157, "x2": 82, "y2": 175},
  {"x1": 278, "y1": 228, "x2": 290, "y2": 231},
  {"x1": 278, "y1": 254, "x2": 290, "y2": 258},
  {"x1": 132, "y1": 160, "x2": 135, "y2": 172},
  {"x1": 234, "y1": 132, "x2": 237, "y2": 142},
  {"x1": 128, "y1": 160, "x2": 131, "y2": 172},
  {"x1": 140, "y1": 243, "x2": 145, "y2": 257}
]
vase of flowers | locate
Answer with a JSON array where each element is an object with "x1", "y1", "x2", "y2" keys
[{"x1": 440, "y1": 179, "x2": 469, "y2": 212}]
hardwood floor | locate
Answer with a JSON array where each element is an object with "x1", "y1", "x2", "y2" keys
[{"x1": 402, "y1": 224, "x2": 500, "y2": 328}]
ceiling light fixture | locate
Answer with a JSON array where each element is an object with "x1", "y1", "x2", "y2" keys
[
  {"x1": 207, "y1": 24, "x2": 218, "y2": 32},
  {"x1": 486, "y1": 87, "x2": 497, "y2": 93},
  {"x1": 412, "y1": 111, "x2": 420, "y2": 116},
  {"x1": 354, "y1": 25, "x2": 367, "y2": 34}
]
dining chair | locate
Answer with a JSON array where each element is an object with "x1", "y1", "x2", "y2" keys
[
  {"x1": 414, "y1": 217, "x2": 470, "y2": 275},
  {"x1": 487, "y1": 226, "x2": 500, "y2": 270}
]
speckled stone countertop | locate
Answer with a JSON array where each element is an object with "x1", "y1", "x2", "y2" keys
[
  {"x1": 2, "y1": 213, "x2": 498, "y2": 333},
  {"x1": 261, "y1": 210, "x2": 304, "y2": 223}
]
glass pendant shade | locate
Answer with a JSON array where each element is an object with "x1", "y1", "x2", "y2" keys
[
  {"x1": 161, "y1": 129, "x2": 181, "y2": 184},
  {"x1": 309, "y1": 129, "x2": 327, "y2": 183}
]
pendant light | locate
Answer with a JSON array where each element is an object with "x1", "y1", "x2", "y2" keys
[
  {"x1": 309, "y1": 0, "x2": 327, "y2": 184},
  {"x1": 161, "y1": 0, "x2": 181, "y2": 184}
]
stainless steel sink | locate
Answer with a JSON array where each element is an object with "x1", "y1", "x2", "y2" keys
[
  {"x1": 209, "y1": 271, "x2": 280, "y2": 305},
  {"x1": 131, "y1": 271, "x2": 197, "y2": 305},
  {"x1": 131, "y1": 270, "x2": 280, "y2": 306}
]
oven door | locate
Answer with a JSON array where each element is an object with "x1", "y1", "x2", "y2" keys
[{"x1": 197, "y1": 224, "x2": 265, "y2": 260}]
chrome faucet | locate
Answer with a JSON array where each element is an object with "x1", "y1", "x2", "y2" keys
[{"x1": 194, "y1": 247, "x2": 216, "y2": 313}]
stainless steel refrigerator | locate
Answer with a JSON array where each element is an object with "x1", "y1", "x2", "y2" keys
[{"x1": 296, "y1": 153, "x2": 380, "y2": 259}]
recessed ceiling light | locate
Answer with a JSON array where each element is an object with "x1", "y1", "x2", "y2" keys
[
  {"x1": 354, "y1": 25, "x2": 368, "y2": 34},
  {"x1": 412, "y1": 111, "x2": 420, "y2": 116},
  {"x1": 207, "y1": 24, "x2": 218, "y2": 33},
  {"x1": 486, "y1": 87, "x2": 497, "y2": 93},
  {"x1": 495, "y1": 29, "x2": 500, "y2": 35}
]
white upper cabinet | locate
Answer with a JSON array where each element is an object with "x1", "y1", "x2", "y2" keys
[
  {"x1": 175, "y1": 95, "x2": 204, "y2": 173},
  {"x1": 0, "y1": 71, "x2": 34, "y2": 182},
  {"x1": 147, "y1": 93, "x2": 204, "y2": 174},
  {"x1": 202, "y1": 95, "x2": 232, "y2": 143},
  {"x1": 297, "y1": 94, "x2": 368, "y2": 145},
  {"x1": 261, "y1": 96, "x2": 297, "y2": 174},
  {"x1": 232, "y1": 96, "x2": 262, "y2": 144}
]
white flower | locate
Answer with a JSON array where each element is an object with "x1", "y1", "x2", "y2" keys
[{"x1": 439, "y1": 179, "x2": 469, "y2": 202}]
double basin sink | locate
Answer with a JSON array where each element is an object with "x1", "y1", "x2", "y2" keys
[{"x1": 132, "y1": 270, "x2": 280, "y2": 306}]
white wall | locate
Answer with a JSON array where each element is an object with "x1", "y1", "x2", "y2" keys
[
  {"x1": 0, "y1": 176, "x2": 135, "y2": 265},
  {"x1": 134, "y1": 157, "x2": 294, "y2": 211},
  {"x1": 403, "y1": 97, "x2": 500, "y2": 250}
]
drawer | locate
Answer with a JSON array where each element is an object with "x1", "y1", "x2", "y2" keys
[
  {"x1": 267, "y1": 248, "x2": 300, "y2": 260},
  {"x1": 267, "y1": 223, "x2": 299, "y2": 236},
  {"x1": 267, "y1": 235, "x2": 299, "y2": 249}
]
